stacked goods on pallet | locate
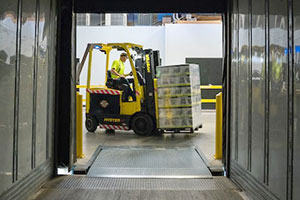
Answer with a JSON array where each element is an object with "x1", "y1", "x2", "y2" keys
[{"x1": 156, "y1": 64, "x2": 202, "y2": 130}]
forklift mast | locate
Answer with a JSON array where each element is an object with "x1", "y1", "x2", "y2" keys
[{"x1": 140, "y1": 49, "x2": 161, "y2": 124}]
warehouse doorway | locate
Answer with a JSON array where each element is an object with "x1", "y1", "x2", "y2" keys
[
  {"x1": 70, "y1": 12, "x2": 226, "y2": 178},
  {"x1": 54, "y1": 0, "x2": 229, "y2": 179}
]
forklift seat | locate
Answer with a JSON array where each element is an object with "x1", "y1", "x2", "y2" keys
[
  {"x1": 106, "y1": 70, "x2": 126, "y2": 90},
  {"x1": 106, "y1": 70, "x2": 137, "y2": 102},
  {"x1": 106, "y1": 70, "x2": 114, "y2": 88}
]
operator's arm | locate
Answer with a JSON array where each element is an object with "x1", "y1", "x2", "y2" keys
[
  {"x1": 111, "y1": 68, "x2": 125, "y2": 78},
  {"x1": 124, "y1": 72, "x2": 133, "y2": 77}
]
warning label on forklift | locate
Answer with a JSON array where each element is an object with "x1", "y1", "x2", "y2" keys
[{"x1": 104, "y1": 118, "x2": 121, "y2": 123}]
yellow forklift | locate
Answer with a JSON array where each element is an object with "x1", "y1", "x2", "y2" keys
[{"x1": 77, "y1": 43, "x2": 161, "y2": 136}]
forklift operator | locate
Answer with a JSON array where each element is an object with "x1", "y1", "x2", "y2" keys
[{"x1": 111, "y1": 53, "x2": 136, "y2": 101}]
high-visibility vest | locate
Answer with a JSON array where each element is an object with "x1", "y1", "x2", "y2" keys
[{"x1": 111, "y1": 59, "x2": 125, "y2": 79}]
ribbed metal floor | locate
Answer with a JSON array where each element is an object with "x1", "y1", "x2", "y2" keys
[
  {"x1": 87, "y1": 147, "x2": 212, "y2": 178},
  {"x1": 34, "y1": 176, "x2": 244, "y2": 200},
  {"x1": 47, "y1": 176, "x2": 238, "y2": 191}
]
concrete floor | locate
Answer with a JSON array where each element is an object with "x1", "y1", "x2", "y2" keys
[{"x1": 77, "y1": 109, "x2": 222, "y2": 168}]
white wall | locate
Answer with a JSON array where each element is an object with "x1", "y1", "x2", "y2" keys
[
  {"x1": 164, "y1": 24, "x2": 223, "y2": 65},
  {"x1": 76, "y1": 24, "x2": 222, "y2": 96}
]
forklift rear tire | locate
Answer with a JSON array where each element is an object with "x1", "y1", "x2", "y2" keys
[
  {"x1": 131, "y1": 113, "x2": 153, "y2": 136},
  {"x1": 85, "y1": 116, "x2": 98, "y2": 132}
]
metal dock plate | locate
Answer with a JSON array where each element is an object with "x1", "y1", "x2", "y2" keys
[{"x1": 87, "y1": 147, "x2": 212, "y2": 178}]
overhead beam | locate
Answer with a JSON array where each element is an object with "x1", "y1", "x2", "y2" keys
[{"x1": 74, "y1": 0, "x2": 226, "y2": 13}]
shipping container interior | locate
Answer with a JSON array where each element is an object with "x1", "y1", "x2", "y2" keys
[{"x1": 1, "y1": 0, "x2": 299, "y2": 199}]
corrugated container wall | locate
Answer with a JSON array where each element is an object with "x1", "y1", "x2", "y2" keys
[
  {"x1": 0, "y1": 0, "x2": 57, "y2": 199},
  {"x1": 229, "y1": 0, "x2": 299, "y2": 199}
]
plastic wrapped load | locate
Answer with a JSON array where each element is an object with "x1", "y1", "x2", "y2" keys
[
  {"x1": 156, "y1": 64, "x2": 202, "y2": 130},
  {"x1": 158, "y1": 108, "x2": 193, "y2": 119},
  {"x1": 158, "y1": 87, "x2": 192, "y2": 97},
  {"x1": 157, "y1": 76, "x2": 191, "y2": 86},
  {"x1": 158, "y1": 103, "x2": 202, "y2": 129},
  {"x1": 158, "y1": 95, "x2": 201, "y2": 108},
  {"x1": 159, "y1": 118, "x2": 193, "y2": 128},
  {"x1": 189, "y1": 65, "x2": 201, "y2": 87},
  {"x1": 158, "y1": 86, "x2": 201, "y2": 97},
  {"x1": 158, "y1": 96, "x2": 192, "y2": 108},
  {"x1": 192, "y1": 104, "x2": 202, "y2": 129},
  {"x1": 156, "y1": 64, "x2": 190, "y2": 77}
]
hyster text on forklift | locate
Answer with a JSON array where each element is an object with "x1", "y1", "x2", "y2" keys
[{"x1": 77, "y1": 43, "x2": 161, "y2": 136}]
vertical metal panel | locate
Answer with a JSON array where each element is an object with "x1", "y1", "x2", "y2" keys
[
  {"x1": 230, "y1": 0, "x2": 298, "y2": 199},
  {"x1": 70, "y1": 11, "x2": 77, "y2": 166},
  {"x1": 225, "y1": 3, "x2": 232, "y2": 173},
  {"x1": 32, "y1": 0, "x2": 40, "y2": 169},
  {"x1": 237, "y1": 0, "x2": 250, "y2": 169},
  {"x1": 0, "y1": 0, "x2": 56, "y2": 197},
  {"x1": 18, "y1": 0, "x2": 37, "y2": 180},
  {"x1": 35, "y1": 0, "x2": 50, "y2": 166},
  {"x1": 235, "y1": 0, "x2": 240, "y2": 162},
  {"x1": 247, "y1": 0, "x2": 252, "y2": 172},
  {"x1": 268, "y1": 0, "x2": 288, "y2": 198},
  {"x1": 293, "y1": 0, "x2": 300, "y2": 198},
  {"x1": 287, "y1": 0, "x2": 294, "y2": 199},
  {"x1": 230, "y1": 0, "x2": 239, "y2": 162},
  {"x1": 264, "y1": 0, "x2": 270, "y2": 185},
  {"x1": 0, "y1": 0, "x2": 18, "y2": 194},
  {"x1": 251, "y1": 0, "x2": 266, "y2": 183},
  {"x1": 46, "y1": 0, "x2": 56, "y2": 160},
  {"x1": 13, "y1": 0, "x2": 22, "y2": 182}
]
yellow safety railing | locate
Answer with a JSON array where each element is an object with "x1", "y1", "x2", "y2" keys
[
  {"x1": 200, "y1": 85, "x2": 222, "y2": 90},
  {"x1": 214, "y1": 92, "x2": 222, "y2": 159},
  {"x1": 76, "y1": 92, "x2": 84, "y2": 158},
  {"x1": 76, "y1": 85, "x2": 104, "y2": 89},
  {"x1": 201, "y1": 99, "x2": 216, "y2": 103},
  {"x1": 200, "y1": 85, "x2": 222, "y2": 104}
]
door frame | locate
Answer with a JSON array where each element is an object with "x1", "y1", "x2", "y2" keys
[{"x1": 54, "y1": 0, "x2": 228, "y2": 173}]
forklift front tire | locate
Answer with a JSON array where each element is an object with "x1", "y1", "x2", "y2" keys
[
  {"x1": 85, "y1": 116, "x2": 98, "y2": 132},
  {"x1": 131, "y1": 113, "x2": 153, "y2": 136}
]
